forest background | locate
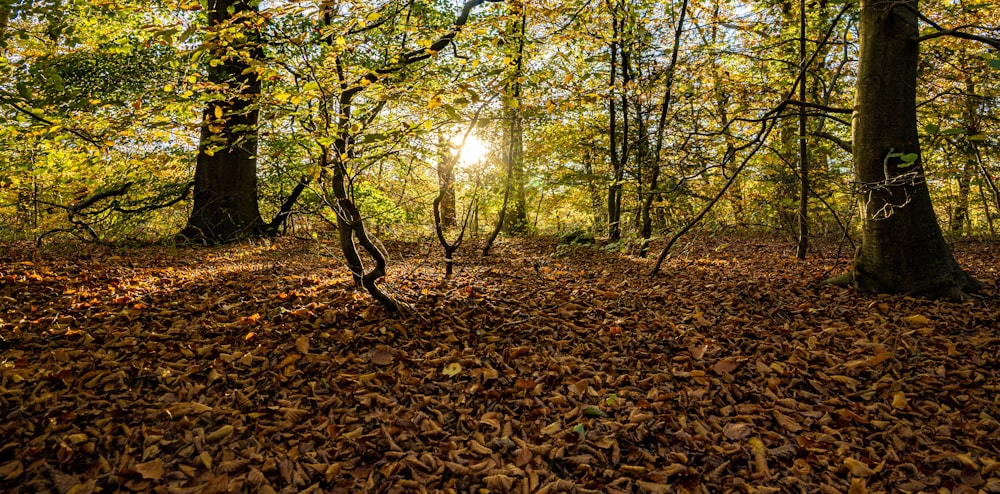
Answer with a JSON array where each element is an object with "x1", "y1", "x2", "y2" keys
[{"x1": 1, "y1": 0, "x2": 998, "y2": 299}]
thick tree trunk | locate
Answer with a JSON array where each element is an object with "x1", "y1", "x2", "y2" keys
[
  {"x1": 181, "y1": 0, "x2": 263, "y2": 243},
  {"x1": 841, "y1": 0, "x2": 980, "y2": 298}
]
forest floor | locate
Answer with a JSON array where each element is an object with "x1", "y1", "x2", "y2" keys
[{"x1": 0, "y1": 234, "x2": 998, "y2": 493}]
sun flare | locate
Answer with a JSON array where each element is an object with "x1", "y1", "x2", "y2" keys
[{"x1": 451, "y1": 132, "x2": 489, "y2": 167}]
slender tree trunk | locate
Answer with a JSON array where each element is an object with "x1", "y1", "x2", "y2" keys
[
  {"x1": 640, "y1": 0, "x2": 687, "y2": 257},
  {"x1": 837, "y1": 0, "x2": 979, "y2": 298},
  {"x1": 181, "y1": 0, "x2": 263, "y2": 243},
  {"x1": 607, "y1": 9, "x2": 625, "y2": 242},
  {"x1": 502, "y1": 1, "x2": 528, "y2": 235},
  {"x1": 795, "y1": 0, "x2": 809, "y2": 259},
  {"x1": 952, "y1": 80, "x2": 979, "y2": 235},
  {"x1": 437, "y1": 134, "x2": 457, "y2": 229}
]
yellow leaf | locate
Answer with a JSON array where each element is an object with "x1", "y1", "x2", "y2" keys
[
  {"x1": 442, "y1": 362, "x2": 462, "y2": 377},
  {"x1": 540, "y1": 421, "x2": 561, "y2": 435},
  {"x1": 214, "y1": 106, "x2": 223, "y2": 119},
  {"x1": 336, "y1": 36, "x2": 346, "y2": 47},
  {"x1": 206, "y1": 424, "x2": 234, "y2": 442},
  {"x1": 163, "y1": 84, "x2": 174, "y2": 92},
  {"x1": 427, "y1": 95, "x2": 442, "y2": 110},
  {"x1": 891, "y1": 391, "x2": 908, "y2": 410},
  {"x1": 848, "y1": 478, "x2": 868, "y2": 494},
  {"x1": 902, "y1": 314, "x2": 931, "y2": 326},
  {"x1": 564, "y1": 73, "x2": 573, "y2": 84}
]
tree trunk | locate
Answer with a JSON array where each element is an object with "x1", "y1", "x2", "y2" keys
[
  {"x1": 795, "y1": 0, "x2": 809, "y2": 259},
  {"x1": 502, "y1": 1, "x2": 528, "y2": 235},
  {"x1": 606, "y1": 10, "x2": 624, "y2": 242},
  {"x1": 437, "y1": 134, "x2": 457, "y2": 229},
  {"x1": 841, "y1": 0, "x2": 980, "y2": 298},
  {"x1": 952, "y1": 79, "x2": 979, "y2": 235},
  {"x1": 641, "y1": 0, "x2": 687, "y2": 257},
  {"x1": 181, "y1": 0, "x2": 263, "y2": 243}
]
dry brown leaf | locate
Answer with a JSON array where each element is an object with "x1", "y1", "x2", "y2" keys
[
  {"x1": 844, "y1": 458, "x2": 875, "y2": 477},
  {"x1": 848, "y1": 478, "x2": 868, "y2": 494},
  {"x1": 722, "y1": 422, "x2": 752, "y2": 440},
  {"x1": 0, "y1": 461, "x2": 23, "y2": 480},
  {"x1": 165, "y1": 402, "x2": 212, "y2": 418},
  {"x1": 774, "y1": 411, "x2": 803, "y2": 433},
  {"x1": 134, "y1": 458, "x2": 164, "y2": 480},
  {"x1": 636, "y1": 480, "x2": 671, "y2": 493},
  {"x1": 891, "y1": 391, "x2": 908, "y2": 410},
  {"x1": 206, "y1": 424, "x2": 234, "y2": 442},
  {"x1": 690, "y1": 344, "x2": 708, "y2": 360},
  {"x1": 295, "y1": 335, "x2": 310, "y2": 354},
  {"x1": 902, "y1": 314, "x2": 931, "y2": 327},
  {"x1": 713, "y1": 358, "x2": 739, "y2": 374},
  {"x1": 371, "y1": 349, "x2": 393, "y2": 366}
]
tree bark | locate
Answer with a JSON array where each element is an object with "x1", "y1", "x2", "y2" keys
[
  {"x1": 502, "y1": 1, "x2": 528, "y2": 235},
  {"x1": 640, "y1": 0, "x2": 687, "y2": 257},
  {"x1": 437, "y1": 134, "x2": 457, "y2": 229},
  {"x1": 795, "y1": 0, "x2": 809, "y2": 259},
  {"x1": 606, "y1": 7, "x2": 625, "y2": 242},
  {"x1": 181, "y1": 0, "x2": 264, "y2": 243},
  {"x1": 840, "y1": 0, "x2": 980, "y2": 298}
]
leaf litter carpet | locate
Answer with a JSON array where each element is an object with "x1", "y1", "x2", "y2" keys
[{"x1": 0, "y1": 236, "x2": 998, "y2": 493}]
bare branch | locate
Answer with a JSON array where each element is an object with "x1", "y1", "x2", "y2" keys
[
  {"x1": 899, "y1": 4, "x2": 1000, "y2": 48},
  {"x1": 813, "y1": 131, "x2": 853, "y2": 153}
]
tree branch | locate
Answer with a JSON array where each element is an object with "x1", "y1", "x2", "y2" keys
[
  {"x1": 342, "y1": 0, "x2": 492, "y2": 101},
  {"x1": 900, "y1": 4, "x2": 1000, "y2": 49},
  {"x1": 782, "y1": 99, "x2": 853, "y2": 114},
  {"x1": 813, "y1": 131, "x2": 852, "y2": 153}
]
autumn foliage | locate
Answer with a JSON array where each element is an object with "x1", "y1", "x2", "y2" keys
[{"x1": 1, "y1": 236, "x2": 998, "y2": 492}]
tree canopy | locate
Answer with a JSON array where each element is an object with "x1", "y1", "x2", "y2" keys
[{"x1": 1, "y1": 0, "x2": 999, "y2": 299}]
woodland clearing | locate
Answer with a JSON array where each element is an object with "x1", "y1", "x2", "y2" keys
[{"x1": 0, "y1": 236, "x2": 998, "y2": 493}]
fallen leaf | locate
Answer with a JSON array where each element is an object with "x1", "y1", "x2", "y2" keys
[
  {"x1": 844, "y1": 457, "x2": 875, "y2": 477},
  {"x1": 713, "y1": 358, "x2": 739, "y2": 374},
  {"x1": 442, "y1": 362, "x2": 462, "y2": 377},
  {"x1": 722, "y1": 422, "x2": 752, "y2": 440},
  {"x1": 891, "y1": 391, "x2": 908, "y2": 410},
  {"x1": 295, "y1": 335, "x2": 310, "y2": 354},
  {"x1": 371, "y1": 349, "x2": 393, "y2": 366},
  {"x1": 135, "y1": 458, "x2": 164, "y2": 480},
  {"x1": 902, "y1": 314, "x2": 931, "y2": 327}
]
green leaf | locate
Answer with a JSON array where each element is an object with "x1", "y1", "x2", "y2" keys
[
  {"x1": 924, "y1": 124, "x2": 940, "y2": 135},
  {"x1": 990, "y1": 59, "x2": 1000, "y2": 70},
  {"x1": 897, "y1": 153, "x2": 919, "y2": 168},
  {"x1": 966, "y1": 134, "x2": 988, "y2": 141},
  {"x1": 16, "y1": 82, "x2": 32, "y2": 100},
  {"x1": 940, "y1": 128, "x2": 966, "y2": 135}
]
